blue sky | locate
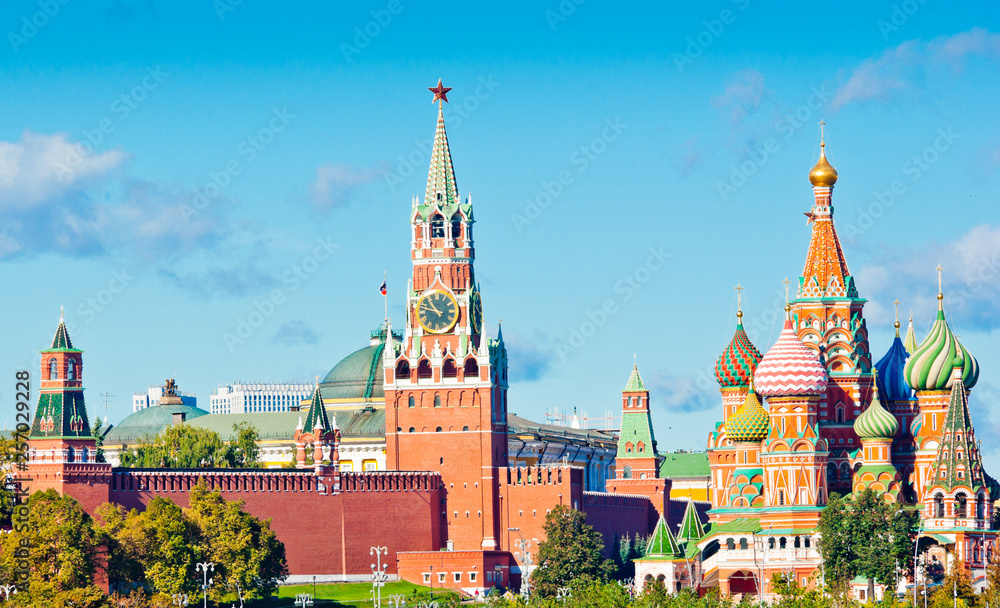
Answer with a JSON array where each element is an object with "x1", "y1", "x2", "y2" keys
[{"x1": 3, "y1": 1, "x2": 1000, "y2": 467}]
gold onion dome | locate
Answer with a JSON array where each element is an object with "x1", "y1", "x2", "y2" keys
[
  {"x1": 727, "y1": 386, "x2": 769, "y2": 443},
  {"x1": 853, "y1": 374, "x2": 899, "y2": 440},
  {"x1": 809, "y1": 140, "x2": 838, "y2": 187}
]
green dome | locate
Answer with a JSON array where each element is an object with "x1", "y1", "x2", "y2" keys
[
  {"x1": 320, "y1": 344, "x2": 385, "y2": 400},
  {"x1": 105, "y1": 403, "x2": 210, "y2": 445},
  {"x1": 727, "y1": 388, "x2": 769, "y2": 443},
  {"x1": 854, "y1": 385, "x2": 898, "y2": 440},
  {"x1": 903, "y1": 304, "x2": 979, "y2": 391}
]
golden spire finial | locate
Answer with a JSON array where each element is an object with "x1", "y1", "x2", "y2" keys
[
  {"x1": 893, "y1": 299, "x2": 901, "y2": 335},
  {"x1": 735, "y1": 284, "x2": 744, "y2": 320},
  {"x1": 809, "y1": 120, "x2": 838, "y2": 187},
  {"x1": 60, "y1": 305, "x2": 65, "y2": 323},
  {"x1": 782, "y1": 278, "x2": 792, "y2": 315}
]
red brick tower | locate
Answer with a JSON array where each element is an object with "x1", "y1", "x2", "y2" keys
[
  {"x1": 27, "y1": 310, "x2": 110, "y2": 511},
  {"x1": 384, "y1": 81, "x2": 508, "y2": 552}
]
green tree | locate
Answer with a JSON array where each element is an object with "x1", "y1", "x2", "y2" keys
[
  {"x1": 0, "y1": 490, "x2": 106, "y2": 607},
  {"x1": 223, "y1": 421, "x2": 263, "y2": 468},
  {"x1": 930, "y1": 560, "x2": 975, "y2": 608},
  {"x1": 92, "y1": 417, "x2": 107, "y2": 463},
  {"x1": 0, "y1": 437, "x2": 21, "y2": 526},
  {"x1": 187, "y1": 481, "x2": 288, "y2": 602},
  {"x1": 982, "y1": 551, "x2": 1000, "y2": 608},
  {"x1": 530, "y1": 505, "x2": 615, "y2": 598},
  {"x1": 817, "y1": 490, "x2": 918, "y2": 599},
  {"x1": 119, "y1": 424, "x2": 227, "y2": 468}
]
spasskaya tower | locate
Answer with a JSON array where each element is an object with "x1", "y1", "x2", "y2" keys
[{"x1": 383, "y1": 80, "x2": 509, "y2": 551}]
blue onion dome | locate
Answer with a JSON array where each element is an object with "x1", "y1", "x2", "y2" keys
[
  {"x1": 727, "y1": 386, "x2": 769, "y2": 443},
  {"x1": 874, "y1": 326, "x2": 913, "y2": 402},
  {"x1": 854, "y1": 374, "x2": 898, "y2": 440},
  {"x1": 903, "y1": 294, "x2": 979, "y2": 391}
]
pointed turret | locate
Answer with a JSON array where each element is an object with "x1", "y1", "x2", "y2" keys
[
  {"x1": 676, "y1": 500, "x2": 705, "y2": 544},
  {"x1": 302, "y1": 384, "x2": 330, "y2": 435},
  {"x1": 715, "y1": 291, "x2": 762, "y2": 389},
  {"x1": 424, "y1": 86, "x2": 459, "y2": 208},
  {"x1": 32, "y1": 310, "x2": 89, "y2": 439},
  {"x1": 929, "y1": 362, "x2": 986, "y2": 491},
  {"x1": 645, "y1": 515, "x2": 682, "y2": 557},
  {"x1": 904, "y1": 314, "x2": 919, "y2": 354},
  {"x1": 51, "y1": 307, "x2": 75, "y2": 350},
  {"x1": 617, "y1": 364, "x2": 658, "y2": 469}
]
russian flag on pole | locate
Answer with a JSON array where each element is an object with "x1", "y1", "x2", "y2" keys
[{"x1": 379, "y1": 279, "x2": 387, "y2": 296}]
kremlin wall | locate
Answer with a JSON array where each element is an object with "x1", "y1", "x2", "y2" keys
[{"x1": 24, "y1": 85, "x2": 999, "y2": 599}]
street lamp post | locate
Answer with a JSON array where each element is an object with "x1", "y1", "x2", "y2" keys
[
  {"x1": 294, "y1": 593, "x2": 314, "y2": 607},
  {"x1": 508, "y1": 527, "x2": 533, "y2": 597},
  {"x1": 387, "y1": 593, "x2": 407, "y2": 607},
  {"x1": 0, "y1": 586, "x2": 17, "y2": 601},
  {"x1": 171, "y1": 593, "x2": 190, "y2": 607},
  {"x1": 371, "y1": 546, "x2": 389, "y2": 608},
  {"x1": 196, "y1": 562, "x2": 214, "y2": 608}
]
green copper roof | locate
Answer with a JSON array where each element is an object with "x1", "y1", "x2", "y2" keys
[
  {"x1": 677, "y1": 501, "x2": 705, "y2": 544},
  {"x1": 103, "y1": 403, "x2": 211, "y2": 444},
  {"x1": 30, "y1": 391, "x2": 92, "y2": 439},
  {"x1": 302, "y1": 386, "x2": 331, "y2": 433},
  {"x1": 658, "y1": 452, "x2": 710, "y2": 479},
  {"x1": 624, "y1": 364, "x2": 646, "y2": 391},
  {"x1": 42, "y1": 319, "x2": 81, "y2": 353},
  {"x1": 617, "y1": 411, "x2": 657, "y2": 459},
  {"x1": 646, "y1": 515, "x2": 682, "y2": 557},
  {"x1": 321, "y1": 344, "x2": 385, "y2": 400},
  {"x1": 904, "y1": 317, "x2": 919, "y2": 355},
  {"x1": 904, "y1": 304, "x2": 979, "y2": 391},
  {"x1": 727, "y1": 388, "x2": 769, "y2": 442},
  {"x1": 853, "y1": 382, "x2": 898, "y2": 440}
]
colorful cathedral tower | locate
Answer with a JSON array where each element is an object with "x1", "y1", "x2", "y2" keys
[{"x1": 383, "y1": 80, "x2": 510, "y2": 553}]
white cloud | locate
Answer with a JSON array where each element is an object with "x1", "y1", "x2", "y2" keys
[
  {"x1": 0, "y1": 131, "x2": 127, "y2": 210},
  {"x1": 309, "y1": 163, "x2": 385, "y2": 211},
  {"x1": 833, "y1": 28, "x2": 1000, "y2": 110}
]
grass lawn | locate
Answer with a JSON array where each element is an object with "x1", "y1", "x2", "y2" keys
[{"x1": 241, "y1": 580, "x2": 461, "y2": 607}]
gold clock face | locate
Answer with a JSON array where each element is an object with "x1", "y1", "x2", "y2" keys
[
  {"x1": 417, "y1": 290, "x2": 459, "y2": 334},
  {"x1": 469, "y1": 291, "x2": 483, "y2": 334}
]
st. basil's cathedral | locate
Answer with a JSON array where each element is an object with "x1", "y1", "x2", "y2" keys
[{"x1": 24, "y1": 83, "x2": 997, "y2": 600}]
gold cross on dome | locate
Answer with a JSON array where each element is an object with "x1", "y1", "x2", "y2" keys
[
  {"x1": 893, "y1": 299, "x2": 900, "y2": 324},
  {"x1": 734, "y1": 284, "x2": 744, "y2": 312},
  {"x1": 782, "y1": 277, "x2": 791, "y2": 304},
  {"x1": 936, "y1": 265, "x2": 943, "y2": 294},
  {"x1": 819, "y1": 120, "x2": 826, "y2": 145}
]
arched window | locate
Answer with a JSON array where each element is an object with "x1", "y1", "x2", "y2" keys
[
  {"x1": 625, "y1": 442, "x2": 633, "y2": 454},
  {"x1": 435, "y1": 426, "x2": 443, "y2": 432},
  {"x1": 804, "y1": 536, "x2": 811, "y2": 548},
  {"x1": 66, "y1": 447, "x2": 75, "y2": 463},
  {"x1": 81, "y1": 447, "x2": 89, "y2": 462},
  {"x1": 450, "y1": 219, "x2": 462, "y2": 243},
  {"x1": 726, "y1": 538, "x2": 735, "y2": 550},
  {"x1": 956, "y1": 493, "x2": 967, "y2": 518},
  {"x1": 49, "y1": 358, "x2": 58, "y2": 380},
  {"x1": 836, "y1": 407, "x2": 844, "y2": 423},
  {"x1": 623, "y1": 465, "x2": 632, "y2": 479},
  {"x1": 434, "y1": 395, "x2": 441, "y2": 408},
  {"x1": 396, "y1": 360, "x2": 410, "y2": 378},
  {"x1": 408, "y1": 396, "x2": 415, "y2": 408},
  {"x1": 934, "y1": 493, "x2": 945, "y2": 518},
  {"x1": 768, "y1": 538, "x2": 775, "y2": 549},
  {"x1": 978, "y1": 494, "x2": 986, "y2": 520},
  {"x1": 463, "y1": 426, "x2": 469, "y2": 432},
  {"x1": 779, "y1": 537, "x2": 787, "y2": 549},
  {"x1": 442, "y1": 359, "x2": 457, "y2": 378},
  {"x1": 739, "y1": 538, "x2": 748, "y2": 550},
  {"x1": 67, "y1": 359, "x2": 75, "y2": 380},
  {"x1": 431, "y1": 214, "x2": 445, "y2": 238},
  {"x1": 408, "y1": 427, "x2": 415, "y2": 433},
  {"x1": 794, "y1": 536, "x2": 801, "y2": 548},
  {"x1": 417, "y1": 359, "x2": 432, "y2": 379},
  {"x1": 637, "y1": 441, "x2": 645, "y2": 453},
  {"x1": 464, "y1": 358, "x2": 478, "y2": 378}
]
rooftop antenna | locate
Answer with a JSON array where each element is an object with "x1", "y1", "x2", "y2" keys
[{"x1": 99, "y1": 392, "x2": 115, "y2": 425}]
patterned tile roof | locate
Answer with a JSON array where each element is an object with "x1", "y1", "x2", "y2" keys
[
  {"x1": 624, "y1": 364, "x2": 645, "y2": 391},
  {"x1": 302, "y1": 385, "x2": 331, "y2": 433},
  {"x1": 715, "y1": 320, "x2": 762, "y2": 388},
  {"x1": 646, "y1": 515, "x2": 682, "y2": 557},
  {"x1": 424, "y1": 104, "x2": 458, "y2": 208},
  {"x1": 929, "y1": 364, "x2": 987, "y2": 492},
  {"x1": 658, "y1": 452, "x2": 710, "y2": 479},
  {"x1": 754, "y1": 316, "x2": 828, "y2": 397},
  {"x1": 726, "y1": 388, "x2": 769, "y2": 443},
  {"x1": 904, "y1": 300, "x2": 979, "y2": 391}
]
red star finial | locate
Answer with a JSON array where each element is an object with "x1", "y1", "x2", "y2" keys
[
  {"x1": 428, "y1": 79, "x2": 452, "y2": 104},
  {"x1": 804, "y1": 211, "x2": 816, "y2": 224}
]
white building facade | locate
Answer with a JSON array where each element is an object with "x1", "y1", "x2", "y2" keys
[{"x1": 210, "y1": 382, "x2": 313, "y2": 415}]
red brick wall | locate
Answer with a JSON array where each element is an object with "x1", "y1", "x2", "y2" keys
[
  {"x1": 499, "y1": 465, "x2": 583, "y2": 565},
  {"x1": 582, "y1": 491, "x2": 655, "y2": 556},
  {"x1": 397, "y1": 550, "x2": 512, "y2": 592}
]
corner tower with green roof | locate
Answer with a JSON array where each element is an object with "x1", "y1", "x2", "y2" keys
[
  {"x1": 27, "y1": 311, "x2": 110, "y2": 510},
  {"x1": 606, "y1": 364, "x2": 671, "y2": 524}
]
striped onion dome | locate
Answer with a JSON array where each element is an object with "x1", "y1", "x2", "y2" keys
[
  {"x1": 909, "y1": 415, "x2": 922, "y2": 438},
  {"x1": 727, "y1": 387, "x2": 769, "y2": 442},
  {"x1": 874, "y1": 331, "x2": 912, "y2": 402},
  {"x1": 715, "y1": 315, "x2": 763, "y2": 388},
  {"x1": 854, "y1": 378, "x2": 898, "y2": 440},
  {"x1": 903, "y1": 298, "x2": 979, "y2": 391},
  {"x1": 754, "y1": 313, "x2": 828, "y2": 398}
]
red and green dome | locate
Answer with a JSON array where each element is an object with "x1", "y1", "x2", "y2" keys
[
  {"x1": 715, "y1": 316, "x2": 762, "y2": 388},
  {"x1": 727, "y1": 387, "x2": 769, "y2": 443}
]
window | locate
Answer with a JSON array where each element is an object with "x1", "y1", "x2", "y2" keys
[
  {"x1": 364, "y1": 461, "x2": 378, "y2": 471},
  {"x1": 739, "y1": 538, "x2": 748, "y2": 550},
  {"x1": 794, "y1": 536, "x2": 801, "y2": 548},
  {"x1": 769, "y1": 538, "x2": 775, "y2": 549},
  {"x1": 454, "y1": 572, "x2": 462, "y2": 583},
  {"x1": 779, "y1": 490, "x2": 786, "y2": 505},
  {"x1": 49, "y1": 358, "x2": 57, "y2": 380},
  {"x1": 436, "y1": 426, "x2": 443, "y2": 432},
  {"x1": 779, "y1": 537, "x2": 787, "y2": 549},
  {"x1": 464, "y1": 358, "x2": 479, "y2": 378},
  {"x1": 978, "y1": 495, "x2": 986, "y2": 519},
  {"x1": 443, "y1": 359, "x2": 457, "y2": 378},
  {"x1": 418, "y1": 360, "x2": 432, "y2": 379},
  {"x1": 836, "y1": 408, "x2": 844, "y2": 423},
  {"x1": 408, "y1": 427, "x2": 415, "y2": 433},
  {"x1": 463, "y1": 426, "x2": 469, "y2": 431},
  {"x1": 423, "y1": 574, "x2": 431, "y2": 583},
  {"x1": 408, "y1": 396, "x2": 415, "y2": 408},
  {"x1": 451, "y1": 219, "x2": 462, "y2": 242},
  {"x1": 726, "y1": 538, "x2": 735, "y2": 550},
  {"x1": 431, "y1": 215, "x2": 445, "y2": 238},
  {"x1": 935, "y1": 493, "x2": 945, "y2": 518},
  {"x1": 625, "y1": 442, "x2": 633, "y2": 454},
  {"x1": 469, "y1": 572, "x2": 477, "y2": 582},
  {"x1": 956, "y1": 493, "x2": 967, "y2": 518},
  {"x1": 397, "y1": 360, "x2": 410, "y2": 378},
  {"x1": 637, "y1": 441, "x2": 645, "y2": 453},
  {"x1": 67, "y1": 447, "x2": 75, "y2": 463},
  {"x1": 623, "y1": 465, "x2": 632, "y2": 479},
  {"x1": 434, "y1": 395, "x2": 441, "y2": 408},
  {"x1": 438, "y1": 573, "x2": 446, "y2": 583},
  {"x1": 67, "y1": 359, "x2": 75, "y2": 380}
]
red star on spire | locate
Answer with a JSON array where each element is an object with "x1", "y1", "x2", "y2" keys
[
  {"x1": 428, "y1": 79, "x2": 452, "y2": 104},
  {"x1": 804, "y1": 211, "x2": 816, "y2": 224}
]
